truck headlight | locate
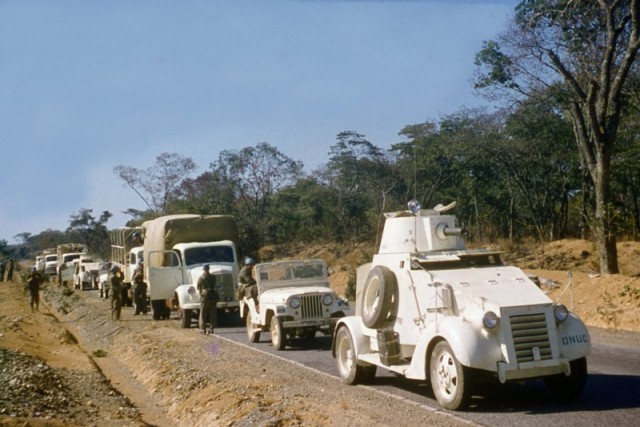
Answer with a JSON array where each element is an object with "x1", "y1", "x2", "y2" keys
[
  {"x1": 288, "y1": 296, "x2": 301, "y2": 309},
  {"x1": 554, "y1": 304, "x2": 569, "y2": 323},
  {"x1": 321, "y1": 293, "x2": 334, "y2": 306},
  {"x1": 482, "y1": 311, "x2": 499, "y2": 329}
]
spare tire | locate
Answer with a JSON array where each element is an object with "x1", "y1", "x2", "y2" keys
[{"x1": 361, "y1": 265, "x2": 397, "y2": 329}]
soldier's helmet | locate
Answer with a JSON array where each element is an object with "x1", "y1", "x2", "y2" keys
[
  {"x1": 110, "y1": 265, "x2": 121, "y2": 273},
  {"x1": 244, "y1": 257, "x2": 255, "y2": 266}
]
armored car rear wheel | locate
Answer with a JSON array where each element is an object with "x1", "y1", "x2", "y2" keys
[
  {"x1": 335, "y1": 327, "x2": 377, "y2": 385},
  {"x1": 361, "y1": 266, "x2": 397, "y2": 329},
  {"x1": 430, "y1": 341, "x2": 470, "y2": 411},
  {"x1": 180, "y1": 309, "x2": 192, "y2": 328}
]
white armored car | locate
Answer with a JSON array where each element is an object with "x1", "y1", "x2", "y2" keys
[
  {"x1": 241, "y1": 259, "x2": 349, "y2": 350},
  {"x1": 333, "y1": 201, "x2": 590, "y2": 410}
]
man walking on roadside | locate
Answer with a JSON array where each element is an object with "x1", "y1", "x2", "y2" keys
[
  {"x1": 0, "y1": 259, "x2": 5, "y2": 282},
  {"x1": 27, "y1": 266, "x2": 43, "y2": 311},
  {"x1": 132, "y1": 260, "x2": 147, "y2": 315},
  {"x1": 110, "y1": 265, "x2": 124, "y2": 321}
]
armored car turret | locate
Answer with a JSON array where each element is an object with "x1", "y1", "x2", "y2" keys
[{"x1": 333, "y1": 201, "x2": 590, "y2": 410}]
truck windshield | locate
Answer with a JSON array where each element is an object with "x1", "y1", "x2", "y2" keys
[
  {"x1": 63, "y1": 254, "x2": 82, "y2": 263},
  {"x1": 183, "y1": 246, "x2": 234, "y2": 266}
]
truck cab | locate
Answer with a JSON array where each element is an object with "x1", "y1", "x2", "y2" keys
[
  {"x1": 58, "y1": 252, "x2": 85, "y2": 286},
  {"x1": 147, "y1": 240, "x2": 239, "y2": 324},
  {"x1": 73, "y1": 255, "x2": 102, "y2": 290},
  {"x1": 333, "y1": 201, "x2": 590, "y2": 410},
  {"x1": 44, "y1": 254, "x2": 58, "y2": 276}
]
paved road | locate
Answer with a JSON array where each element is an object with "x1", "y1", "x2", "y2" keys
[{"x1": 215, "y1": 313, "x2": 640, "y2": 426}]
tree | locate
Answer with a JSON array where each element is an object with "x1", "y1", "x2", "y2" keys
[
  {"x1": 67, "y1": 209, "x2": 113, "y2": 257},
  {"x1": 114, "y1": 152, "x2": 197, "y2": 215},
  {"x1": 474, "y1": 0, "x2": 640, "y2": 274},
  {"x1": 209, "y1": 142, "x2": 303, "y2": 250}
]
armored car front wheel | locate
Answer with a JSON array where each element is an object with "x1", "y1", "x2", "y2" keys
[
  {"x1": 430, "y1": 340, "x2": 470, "y2": 410},
  {"x1": 335, "y1": 327, "x2": 377, "y2": 385},
  {"x1": 543, "y1": 357, "x2": 587, "y2": 401}
]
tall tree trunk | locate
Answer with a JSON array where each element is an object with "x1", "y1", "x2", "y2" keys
[{"x1": 593, "y1": 158, "x2": 619, "y2": 274}]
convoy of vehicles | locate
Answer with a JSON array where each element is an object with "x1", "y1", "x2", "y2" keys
[
  {"x1": 240, "y1": 259, "x2": 348, "y2": 350},
  {"x1": 141, "y1": 214, "x2": 240, "y2": 323},
  {"x1": 332, "y1": 201, "x2": 590, "y2": 410},
  {"x1": 26, "y1": 202, "x2": 592, "y2": 411}
]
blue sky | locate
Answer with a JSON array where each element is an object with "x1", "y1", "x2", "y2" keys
[{"x1": 0, "y1": 0, "x2": 517, "y2": 244}]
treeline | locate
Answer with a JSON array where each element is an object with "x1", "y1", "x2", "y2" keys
[{"x1": 11, "y1": 103, "x2": 637, "y2": 264}]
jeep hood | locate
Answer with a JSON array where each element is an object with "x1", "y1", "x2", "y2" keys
[{"x1": 260, "y1": 286, "x2": 334, "y2": 304}]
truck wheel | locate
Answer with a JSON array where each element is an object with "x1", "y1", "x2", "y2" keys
[
  {"x1": 430, "y1": 341, "x2": 470, "y2": 410},
  {"x1": 246, "y1": 312, "x2": 261, "y2": 343},
  {"x1": 335, "y1": 327, "x2": 376, "y2": 385},
  {"x1": 180, "y1": 309, "x2": 192, "y2": 328},
  {"x1": 543, "y1": 357, "x2": 587, "y2": 400},
  {"x1": 270, "y1": 316, "x2": 286, "y2": 350},
  {"x1": 361, "y1": 266, "x2": 397, "y2": 329}
]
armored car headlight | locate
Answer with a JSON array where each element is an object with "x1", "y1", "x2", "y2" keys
[
  {"x1": 321, "y1": 293, "x2": 334, "y2": 306},
  {"x1": 288, "y1": 296, "x2": 301, "y2": 309},
  {"x1": 482, "y1": 311, "x2": 499, "y2": 329},
  {"x1": 554, "y1": 304, "x2": 569, "y2": 323}
]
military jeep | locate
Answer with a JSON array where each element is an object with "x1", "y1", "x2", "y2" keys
[{"x1": 240, "y1": 259, "x2": 348, "y2": 350}]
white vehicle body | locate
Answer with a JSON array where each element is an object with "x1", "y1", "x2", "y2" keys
[
  {"x1": 44, "y1": 255, "x2": 58, "y2": 276},
  {"x1": 35, "y1": 256, "x2": 45, "y2": 272},
  {"x1": 56, "y1": 243, "x2": 88, "y2": 285},
  {"x1": 73, "y1": 255, "x2": 102, "y2": 290},
  {"x1": 240, "y1": 259, "x2": 348, "y2": 350},
  {"x1": 333, "y1": 202, "x2": 590, "y2": 410},
  {"x1": 143, "y1": 214, "x2": 240, "y2": 323},
  {"x1": 97, "y1": 262, "x2": 111, "y2": 298}
]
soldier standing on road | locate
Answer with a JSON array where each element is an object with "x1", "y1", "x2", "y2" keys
[
  {"x1": 0, "y1": 259, "x2": 5, "y2": 282},
  {"x1": 27, "y1": 266, "x2": 43, "y2": 311},
  {"x1": 197, "y1": 264, "x2": 218, "y2": 335},
  {"x1": 132, "y1": 260, "x2": 148, "y2": 315},
  {"x1": 110, "y1": 265, "x2": 124, "y2": 321},
  {"x1": 238, "y1": 257, "x2": 257, "y2": 301}
]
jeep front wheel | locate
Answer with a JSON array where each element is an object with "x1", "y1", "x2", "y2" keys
[
  {"x1": 335, "y1": 326, "x2": 376, "y2": 385},
  {"x1": 430, "y1": 340, "x2": 470, "y2": 410},
  {"x1": 246, "y1": 312, "x2": 261, "y2": 343},
  {"x1": 270, "y1": 316, "x2": 286, "y2": 350}
]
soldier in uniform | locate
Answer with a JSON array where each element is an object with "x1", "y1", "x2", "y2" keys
[
  {"x1": 132, "y1": 260, "x2": 148, "y2": 315},
  {"x1": 238, "y1": 257, "x2": 257, "y2": 301},
  {"x1": 197, "y1": 264, "x2": 218, "y2": 334},
  {"x1": 27, "y1": 266, "x2": 43, "y2": 311},
  {"x1": 6, "y1": 259, "x2": 14, "y2": 281},
  {"x1": 0, "y1": 259, "x2": 5, "y2": 282},
  {"x1": 110, "y1": 265, "x2": 124, "y2": 321}
]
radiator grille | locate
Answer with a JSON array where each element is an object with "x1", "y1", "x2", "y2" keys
[
  {"x1": 509, "y1": 312, "x2": 552, "y2": 363},
  {"x1": 300, "y1": 294, "x2": 323, "y2": 319},
  {"x1": 216, "y1": 273, "x2": 236, "y2": 302}
]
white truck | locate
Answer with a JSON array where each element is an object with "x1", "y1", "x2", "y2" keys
[
  {"x1": 56, "y1": 243, "x2": 89, "y2": 286},
  {"x1": 142, "y1": 214, "x2": 240, "y2": 325},
  {"x1": 333, "y1": 201, "x2": 590, "y2": 410},
  {"x1": 73, "y1": 254, "x2": 102, "y2": 290},
  {"x1": 44, "y1": 254, "x2": 58, "y2": 277},
  {"x1": 240, "y1": 259, "x2": 349, "y2": 350}
]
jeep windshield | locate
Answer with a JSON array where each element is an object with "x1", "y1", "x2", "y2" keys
[
  {"x1": 183, "y1": 246, "x2": 234, "y2": 266},
  {"x1": 256, "y1": 260, "x2": 327, "y2": 286}
]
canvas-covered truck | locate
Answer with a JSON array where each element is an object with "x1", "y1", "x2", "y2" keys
[
  {"x1": 143, "y1": 214, "x2": 240, "y2": 324},
  {"x1": 240, "y1": 259, "x2": 349, "y2": 350},
  {"x1": 56, "y1": 243, "x2": 88, "y2": 286},
  {"x1": 333, "y1": 201, "x2": 590, "y2": 411}
]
